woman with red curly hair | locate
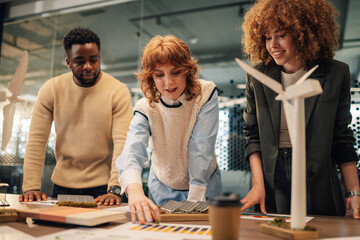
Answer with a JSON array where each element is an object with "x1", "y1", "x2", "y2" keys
[
  {"x1": 241, "y1": 0, "x2": 360, "y2": 218},
  {"x1": 116, "y1": 35, "x2": 222, "y2": 224}
]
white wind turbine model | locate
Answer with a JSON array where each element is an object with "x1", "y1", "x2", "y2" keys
[
  {"x1": 235, "y1": 58, "x2": 322, "y2": 230},
  {"x1": 0, "y1": 51, "x2": 28, "y2": 151}
]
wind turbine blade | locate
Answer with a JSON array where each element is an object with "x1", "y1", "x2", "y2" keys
[
  {"x1": 235, "y1": 58, "x2": 284, "y2": 95},
  {"x1": 8, "y1": 51, "x2": 28, "y2": 101},
  {"x1": 286, "y1": 79, "x2": 323, "y2": 99},
  {"x1": 294, "y1": 65, "x2": 318, "y2": 86},
  {"x1": 2, "y1": 103, "x2": 16, "y2": 151}
]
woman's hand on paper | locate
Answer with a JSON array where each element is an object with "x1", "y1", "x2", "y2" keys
[
  {"x1": 127, "y1": 183, "x2": 160, "y2": 224},
  {"x1": 240, "y1": 184, "x2": 267, "y2": 215}
]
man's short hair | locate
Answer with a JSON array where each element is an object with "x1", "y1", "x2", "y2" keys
[{"x1": 63, "y1": 27, "x2": 101, "y2": 52}]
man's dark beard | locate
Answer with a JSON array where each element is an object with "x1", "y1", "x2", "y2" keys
[{"x1": 72, "y1": 69, "x2": 101, "y2": 87}]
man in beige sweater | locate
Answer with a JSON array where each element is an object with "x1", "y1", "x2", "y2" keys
[{"x1": 19, "y1": 27, "x2": 133, "y2": 205}]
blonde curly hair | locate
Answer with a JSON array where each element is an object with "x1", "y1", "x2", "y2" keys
[
  {"x1": 136, "y1": 35, "x2": 201, "y2": 104},
  {"x1": 242, "y1": 0, "x2": 339, "y2": 67}
]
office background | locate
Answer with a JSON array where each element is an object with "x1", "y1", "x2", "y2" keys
[{"x1": 0, "y1": 0, "x2": 359, "y2": 198}]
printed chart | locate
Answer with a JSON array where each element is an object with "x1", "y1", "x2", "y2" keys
[
  {"x1": 129, "y1": 222, "x2": 211, "y2": 234},
  {"x1": 112, "y1": 222, "x2": 212, "y2": 240},
  {"x1": 37, "y1": 222, "x2": 212, "y2": 240}
]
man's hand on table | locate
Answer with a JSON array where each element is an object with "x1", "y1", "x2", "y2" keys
[
  {"x1": 94, "y1": 193, "x2": 121, "y2": 206},
  {"x1": 19, "y1": 190, "x2": 47, "y2": 202}
]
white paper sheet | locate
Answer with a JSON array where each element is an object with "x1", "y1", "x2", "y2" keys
[
  {"x1": 103, "y1": 205, "x2": 130, "y2": 212},
  {"x1": 110, "y1": 222, "x2": 212, "y2": 240},
  {"x1": 20, "y1": 200, "x2": 57, "y2": 208},
  {"x1": 241, "y1": 212, "x2": 313, "y2": 223},
  {"x1": 0, "y1": 226, "x2": 35, "y2": 240},
  {"x1": 20, "y1": 200, "x2": 57, "y2": 205},
  {"x1": 38, "y1": 222, "x2": 212, "y2": 240}
]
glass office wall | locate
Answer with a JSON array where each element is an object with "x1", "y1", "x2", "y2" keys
[{"x1": 0, "y1": 0, "x2": 359, "y2": 196}]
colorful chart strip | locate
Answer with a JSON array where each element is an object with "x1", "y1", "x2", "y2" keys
[
  {"x1": 197, "y1": 227, "x2": 210, "y2": 235},
  {"x1": 188, "y1": 227, "x2": 200, "y2": 234},
  {"x1": 128, "y1": 223, "x2": 211, "y2": 236},
  {"x1": 171, "y1": 226, "x2": 183, "y2": 233},
  {"x1": 154, "y1": 225, "x2": 168, "y2": 232},
  {"x1": 180, "y1": 227, "x2": 192, "y2": 234},
  {"x1": 162, "y1": 226, "x2": 176, "y2": 232},
  {"x1": 146, "y1": 224, "x2": 160, "y2": 231}
]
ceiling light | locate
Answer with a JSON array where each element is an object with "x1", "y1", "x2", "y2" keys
[
  {"x1": 236, "y1": 84, "x2": 246, "y2": 89},
  {"x1": 189, "y1": 38, "x2": 198, "y2": 45}
]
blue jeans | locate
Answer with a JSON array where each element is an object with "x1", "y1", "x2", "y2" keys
[
  {"x1": 274, "y1": 148, "x2": 312, "y2": 214},
  {"x1": 147, "y1": 166, "x2": 222, "y2": 206},
  {"x1": 51, "y1": 184, "x2": 107, "y2": 198}
]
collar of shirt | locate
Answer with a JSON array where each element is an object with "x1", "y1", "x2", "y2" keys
[
  {"x1": 160, "y1": 93, "x2": 187, "y2": 106},
  {"x1": 281, "y1": 68, "x2": 306, "y2": 89}
]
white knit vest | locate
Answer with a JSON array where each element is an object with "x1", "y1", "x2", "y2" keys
[{"x1": 135, "y1": 79, "x2": 217, "y2": 190}]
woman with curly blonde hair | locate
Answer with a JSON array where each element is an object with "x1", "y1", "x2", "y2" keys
[
  {"x1": 116, "y1": 35, "x2": 222, "y2": 224},
  {"x1": 241, "y1": 0, "x2": 360, "y2": 218}
]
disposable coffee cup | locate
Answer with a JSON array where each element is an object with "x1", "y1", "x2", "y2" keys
[{"x1": 209, "y1": 193, "x2": 242, "y2": 240}]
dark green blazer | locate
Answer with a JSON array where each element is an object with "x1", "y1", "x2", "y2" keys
[{"x1": 243, "y1": 59, "x2": 358, "y2": 216}]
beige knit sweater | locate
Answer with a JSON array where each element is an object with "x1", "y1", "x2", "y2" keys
[
  {"x1": 22, "y1": 71, "x2": 133, "y2": 192},
  {"x1": 135, "y1": 79, "x2": 217, "y2": 190}
]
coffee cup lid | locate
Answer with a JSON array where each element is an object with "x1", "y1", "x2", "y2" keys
[{"x1": 209, "y1": 193, "x2": 242, "y2": 207}]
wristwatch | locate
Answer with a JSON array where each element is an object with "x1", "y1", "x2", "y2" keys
[
  {"x1": 108, "y1": 186, "x2": 122, "y2": 197},
  {"x1": 345, "y1": 191, "x2": 360, "y2": 198}
]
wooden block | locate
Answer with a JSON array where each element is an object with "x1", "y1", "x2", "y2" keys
[
  {"x1": 261, "y1": 223, "x2": 318, "y2": 240},
  {"x1": 159, "y1": 213, "x2": 208, "y2": 222},
  {"x1": 0, "y1": 213, "x2": 23, "y2": 222},
  {"x1": 0, "y1": 209, "x2": 24, "y2": 222},
  {"x1": 20, "y1": 206, "x2": 126, "y2": 226}
]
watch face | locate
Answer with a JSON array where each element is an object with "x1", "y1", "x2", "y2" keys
[
  {"x1": 110, "y1": 186, "x2": 121, "y2": 196},
  {"x1": 114, "y1": 188, "x2": 121, "y2": 195}
]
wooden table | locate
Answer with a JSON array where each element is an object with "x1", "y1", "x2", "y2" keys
[{"x1": 1, "y1": 194, "x2": 360, "y2": 239}]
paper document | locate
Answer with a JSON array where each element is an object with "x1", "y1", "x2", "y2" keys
[{"x1": 241, "y1": 212, "x2": 313, "y2": 222}]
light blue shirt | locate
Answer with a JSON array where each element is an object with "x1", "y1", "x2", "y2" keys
[{"x1": 116, "y1": 90, "x2": 222, "y2": 206}]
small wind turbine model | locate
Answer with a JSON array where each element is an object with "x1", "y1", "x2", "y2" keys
[
  {"x1": 1, "y1": 51, "x2": 28, "y2": 151},
  {"x1": 235, "y1": 58, "x2": 322, "y2": 230}
]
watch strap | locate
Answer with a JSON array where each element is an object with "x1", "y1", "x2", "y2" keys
[{"x1": 345, "y1": 191, "x2": 360, "y2": 198}]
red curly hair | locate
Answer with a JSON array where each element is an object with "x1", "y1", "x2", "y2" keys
[
  {"x1": 242, "y1": 0, "x2": 339, "y2": 67},
  {"x1": 136, "y1": 35, "x2": 201, "y2": 104}
]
